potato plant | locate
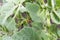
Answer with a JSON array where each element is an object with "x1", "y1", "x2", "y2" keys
[{"x1": 0, "y1": 0, "x2": 60, "y2": 40}]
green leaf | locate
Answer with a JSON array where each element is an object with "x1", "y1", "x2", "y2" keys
[
  {"x1": 47, "y1": 0, "x2": 52, "y2": 7},
  {"x1": 40, "y1": 31, "x2": 50, "y2": 40},
  {"x1": 0, "y1": 2, "x2": 15, "y2": 13},
  {"x1": 0, "y1": 3, "x2": 14, "y2": 23},
  {"x1": 2, "y1": 35, "x2": 13, "y2": 40},
  {"x1": 0, "y1": 37, "x2": 2, "y2": 40},
  {"x1": 25, "y1": 2, "x2": 42, "y2": 22},
  {"x1": 50, "y1": 11, "x2": 60, "y2": 24},
  {"x1": 32, "y1": 22, "x2": 43, "y2": 31},
  {"x1": 4, "y1": 17, "x2": 17, "y2": 31},
  {"x1": 48, "y1": 24, "x2": 57, "y2": 35},
  {"x1": 12, "y1": 27, "x2": 40, "y2": 40},
  {"x1": 25, "y1": 2, "x2": 40, "y2": 14},
  {"x1": 57, "y1": 29, "x2": 60, "y2": 37},
  {"x1": 0, "y1": 2, "x2": 16, "y2": 25},
  {"x1": 39, "y1": 9, "x2": 47, "y2": 23},
  {"x1": 56, "y1": 0, "x2": 60, "y2": 8},
  {"x1": 56, "y1": 9, "x2": 60, "y2": 18}
]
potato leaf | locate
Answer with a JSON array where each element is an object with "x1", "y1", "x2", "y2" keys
[{"x1": 12, "y1": 27, "x2": 40, "y2": 40}]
